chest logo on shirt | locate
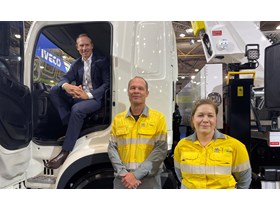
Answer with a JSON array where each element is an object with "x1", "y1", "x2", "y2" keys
[
  {"x1": 224, "y1": 148, "x2": 232, "y2": 153},
  {"x1": 214, "y1": 147, "x2": 220, "y2": 153},
  {"x1": 213, "y1": 147, "x2": 232, "y2": 153}
]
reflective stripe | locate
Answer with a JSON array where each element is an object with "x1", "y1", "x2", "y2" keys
[
  {"x1": 232, "y1": 160, "x2": 251, "y2": 172},
  {"x1": 180, "y1": 164, "x2": 231, "y2": 175},
  {"x1": 117, "y1": 135, "x2": 165, "y2": 146},
  {"x1": 153, "y1": 134, "x2": 166, "y2": 142},
  {"x1": 174, "y1": 160, "x2": 180, "y2": 169},
  {"x1": 110, "y1": 135, "x2": 118, "y2": 143},
  {"x1": 180, "y1": 184, "x2": 189, "y2": 189},
  {"x1": 117, "y1": 138, "x2": 153, "y2": 145}
]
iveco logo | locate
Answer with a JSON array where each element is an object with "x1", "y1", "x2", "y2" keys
[{"x1": 41, "y1": 49, "x2": 62, "y2": 67}]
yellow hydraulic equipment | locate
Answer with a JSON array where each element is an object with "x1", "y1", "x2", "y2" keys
[{"x1": 191, "y1": 21, "x2": 206, "y2": 37}]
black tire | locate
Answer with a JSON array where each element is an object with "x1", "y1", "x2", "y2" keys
[{"x1": 70, "y1": 168, "x2": 114, "y2": 189}]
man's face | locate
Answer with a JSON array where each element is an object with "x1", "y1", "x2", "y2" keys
[
  {"x1": 128, "y1": 78, "x2": 149, "y2": 106},
  {"x1": 76, "y1": 36, "x2": 93, "y2": 60}
]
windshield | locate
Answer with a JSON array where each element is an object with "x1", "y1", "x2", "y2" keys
[{"x1": 33, "y1": 33, "x2": 74, "y2": 86}]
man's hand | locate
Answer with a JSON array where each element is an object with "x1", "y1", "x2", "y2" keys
[
  {"x1": 120, "y1": 172, "x2": 141, "y2": 189},
  {"x1": 64, "y1": 84, "x2": 89, "y2": 99}
]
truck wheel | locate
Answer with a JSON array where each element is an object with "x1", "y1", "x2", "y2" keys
[{"x1": 70, "y1": 168, "x2": 114, "y2": 189}]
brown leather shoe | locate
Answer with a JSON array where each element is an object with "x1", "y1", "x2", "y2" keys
[{"x1": 44, "y1": 150, "x2": 69, "y2": 169}]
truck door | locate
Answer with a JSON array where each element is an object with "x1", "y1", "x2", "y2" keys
[{"x1": 0, "y1": 21, "x2": 32, "y2": 150}]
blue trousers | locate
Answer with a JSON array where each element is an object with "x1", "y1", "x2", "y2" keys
[{"x1": 49, "y1": 86, "x2": 101, "y2": 151}]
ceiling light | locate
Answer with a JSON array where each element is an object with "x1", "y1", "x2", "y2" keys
[
  {"x1": 194, "y1": 69, "x2": 199, "y2": 72},
  {"x1": 276, "y1": 25, "x2": 280, "y2": 30},
  {"x1": 179, "y1": 33, "x2": 186, "y2": 37},
  {"x1": 186, "y1": 28, "x2": 193, "y2": 34},
  {"x1": 15, "y1": 34, "x2": 21, "y2": 39}
]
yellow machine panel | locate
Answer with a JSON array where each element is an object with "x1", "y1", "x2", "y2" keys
[{"x1": 191, "y1": 21, "x2": 206, "y2": 36}]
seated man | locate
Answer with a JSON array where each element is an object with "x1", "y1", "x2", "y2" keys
[{"x1": 44, "y1": 33, "x2": 110, "y2": 169}]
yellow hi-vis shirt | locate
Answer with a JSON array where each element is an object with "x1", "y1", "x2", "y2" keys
[
  {"x1": 108, "y1": 106, "x2": 167, "y2": 180},
  {"x1": 174, "y1": 129, "x2": 252, "y2": 189}
]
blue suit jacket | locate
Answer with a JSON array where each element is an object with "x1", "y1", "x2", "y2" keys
[{"x1": 58, "y1": 54, "x2": 110, "y2": 101}]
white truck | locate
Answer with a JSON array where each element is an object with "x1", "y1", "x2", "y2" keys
[
  {"x1": 0, "y1": 21, "x2": 178, "y2": 189},
  {"x1": 191, "y1": 21, "x2": 280, "y2": 188}
]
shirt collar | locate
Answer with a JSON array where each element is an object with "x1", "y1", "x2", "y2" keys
[
  {"x1": 187, "y1": 129, "x2": 226, "y2": 143},
  {"x1": 126, "y1": 105, "x2": 149, "y2": 118},
  {"x1": 82, "y1": 53, "x2": 93, "y2": 63}
]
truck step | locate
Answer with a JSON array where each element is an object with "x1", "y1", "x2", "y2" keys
[{"x1": 26, "y1": 175, "x2": 56, "y2": 189}]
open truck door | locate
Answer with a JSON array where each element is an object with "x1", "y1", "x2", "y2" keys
[
  {"x1": 0, "y1": 21, "x2": 32, "y2": 188},
  {"x1": 0, "y1": 21, "x2": 32, "y2": 149}
]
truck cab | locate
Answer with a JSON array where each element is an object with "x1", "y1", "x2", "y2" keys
[{"x1": 0, "y1": 21, "x2": 178, "y2": 189}]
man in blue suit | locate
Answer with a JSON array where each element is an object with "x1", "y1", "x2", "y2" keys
[{"x1": 45, "y1": 34, "x2": 110, "y2": 169}]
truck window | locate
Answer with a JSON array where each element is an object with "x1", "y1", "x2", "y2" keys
[
  {"x1": 0, "y1": 21, "x2": 24, "y2": 82},
  {"x1": 33, "y1": 33, "x2": 74, "y2": 86}
]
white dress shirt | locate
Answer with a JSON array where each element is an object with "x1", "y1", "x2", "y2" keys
[{"x1": 82, "y1": 54, "x2": 93, "y2": 99}]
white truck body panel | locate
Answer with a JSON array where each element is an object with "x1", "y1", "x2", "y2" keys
[
  {"x1": 177, "y1": 64, "x2": 223, "y2": 129},
  {"x1": 203, "y1": 21, "x2": 271, "y2": 88}
]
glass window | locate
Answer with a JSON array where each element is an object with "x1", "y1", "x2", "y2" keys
[
  {"x1": 0, "y1": 21, "x2": 24, "y2": 82},
  {"x1": 33, "y1": 33, "x2": 74, "y2": 86}
]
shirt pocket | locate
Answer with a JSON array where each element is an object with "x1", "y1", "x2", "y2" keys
[
  {"x1": 138, "y1": 124, "x2": 157, "y2": 136},
  {"x1": 209, "y1": 151, "x2": 232, "y2": 166},
  {"x1": 115, "y1": 127, "x2": 129, "y2": 137},
  {"x1": 137, "y1": 125, "x2": 156, "y2": 151},
  {"x1": 115, "y1": 128, "x2": 130, "y2": 162},
  {"x1": 181, "y1": 151, "x2": 199, "y2": 164}
]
